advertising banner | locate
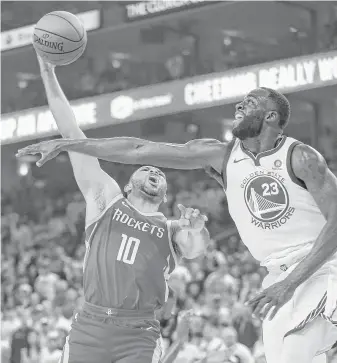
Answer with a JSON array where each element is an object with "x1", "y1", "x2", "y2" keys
[
  {"x1": 124, "y1": 0, "x2": 220, "y2": 22},
  {"x1": 1, "y1": 50, "x2": 336, "y2": 144},
  {"x1": 1, "y1": 10, "x2": 101, "y2": 51}
]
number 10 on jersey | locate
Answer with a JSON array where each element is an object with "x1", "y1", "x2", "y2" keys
[{"x1": 117, "y1": 234, "x2": 140, "y2": 265}]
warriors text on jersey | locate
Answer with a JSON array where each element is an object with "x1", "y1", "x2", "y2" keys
[
  {"x1": 83, "y1": 194, "x2": 177, "y2": 310},
  {"x1": 225, "y1": 136, "x2": 326, "y2": 262}
]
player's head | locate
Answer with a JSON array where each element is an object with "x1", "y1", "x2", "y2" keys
[
  {"x1": 124, "y1": 166, "x2": 167, "y2": 204},
  {"x1": 232, "y1": 87, "x2": 291, "y2": 140}
]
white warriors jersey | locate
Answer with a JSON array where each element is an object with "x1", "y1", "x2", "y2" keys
[{"x1": 225, "y1": 136, "x2": 326, "y2": 262}]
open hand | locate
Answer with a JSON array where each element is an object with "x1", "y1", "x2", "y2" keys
[
  {"x1": 16, "y1": 139, "x2": 66, "y2": 166},
  {"x1": 177, "y1": 204, "x2": 208, "y2": 232},
  {"x1": 247, "y1": 280, "x2": 296, "y2": 320}
]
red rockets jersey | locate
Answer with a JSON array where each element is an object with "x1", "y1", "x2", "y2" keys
[{"x1": 83, "y1": 194, "x2": 177, "y2": 311}]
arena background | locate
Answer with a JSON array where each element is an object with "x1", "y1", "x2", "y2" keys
[{"x1": 1, "y1": 1, "x2": 337, "y2": 363}]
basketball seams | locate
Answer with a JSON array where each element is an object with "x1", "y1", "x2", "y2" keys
[
  {"x1": 61, "y1": 48, "x2": 85, "y2": 65},
  {"x1": 46, "y1": 13, "x2": 84, "y2": 41},
  {"x1": 35, "y1": 28, "x2": 82, "y2": 43},
  {"x1": 35, "y1": 43, "x2": 84, "y2": 55}
]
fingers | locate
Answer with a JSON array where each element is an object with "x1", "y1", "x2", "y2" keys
[
  {"x1": 269, "y1": 305, "x2": 280, "y2": 320},
  {"x1": 36, "y1": 153, "x2": 53, "y2": 167},
  {"x1": 177, "y1": 204, "x2": 186, "y2": 216},
  {"x1": 177, "y1": 205, "x2": 193, "y2": 219},
  {"x1": 16, "y1": 145, "x2": 40, "y2": 158},
  {"x1": 247, "y1": 294, "x2": 262, "y2": 307},
  {"x1": 191, "y1": 209, "x2": 200, "y2": 219},
  {"x1": 257, "y1": 298, "x2": 276, "y2": 320},
  {"x1": 252, "y1": 297, "x2": 271, "y2": 317},
  {"x1": 177, "y1": 205, "x2": 208, "y2": 225}
]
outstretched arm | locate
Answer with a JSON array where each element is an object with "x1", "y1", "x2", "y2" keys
[
  {"x1": 37, "y1": 57, "x2": 121, "y2": 225},
  {"x1": 171, "y1": 205, "x2": 210, "y2": 260},
  {"x1": 18, "y1": 137, "x2": 227, "y2": 173}
]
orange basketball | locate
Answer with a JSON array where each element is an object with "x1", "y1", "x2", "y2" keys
[{"x1": 33, "y1": 11, "x2": 87, "y2": 66}]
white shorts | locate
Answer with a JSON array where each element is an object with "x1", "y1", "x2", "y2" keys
[{"x1": 262, "y1": 257, "x2": 337, "y2": 360}]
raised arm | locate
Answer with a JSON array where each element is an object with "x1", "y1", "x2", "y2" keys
[{"x1": 37, "y1": 56, "x2": 121, "y2": 225}]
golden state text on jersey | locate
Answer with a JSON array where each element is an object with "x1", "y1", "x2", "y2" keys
[
  {"x1": 225, "y1": 136, "x2": 326, "y2": 262},
  {"x1": 241, "y1": 169, "x2": 295, "y2": 229}
]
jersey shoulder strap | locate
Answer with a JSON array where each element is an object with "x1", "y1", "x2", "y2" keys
[{"x1": 285, "y1": 138, "x2": 307, "y2": 189}]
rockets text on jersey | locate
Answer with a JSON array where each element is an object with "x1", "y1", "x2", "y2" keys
[
  {"x1": 224, "y1": 136, "x2": 326, "y2": 262},
  {"x1": 82, "y1": 194, "x2": 178, "y2": 310}
]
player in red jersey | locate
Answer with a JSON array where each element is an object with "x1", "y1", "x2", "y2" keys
[{"x1": 21, "y1": 56, "x2": 210, "y2": 363}]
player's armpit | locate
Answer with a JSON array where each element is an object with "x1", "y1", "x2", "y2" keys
[{"x1": 291, "y1": 144, "x2": 337, "y2": 219}]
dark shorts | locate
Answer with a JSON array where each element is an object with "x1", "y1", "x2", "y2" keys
[{"x1": 59, "y1": 302, "x2": 162, "y2": 363}]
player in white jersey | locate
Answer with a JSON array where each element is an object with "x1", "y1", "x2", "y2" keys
[{"x1": 17, "y1": 87, "x2": 337, "y2": 363}]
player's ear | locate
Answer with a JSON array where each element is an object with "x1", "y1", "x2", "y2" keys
[
  {"x1": 124, "y1": 183, "x2": 132, "y2": 194},
  {"x1": 163, "y1": 194, "x2": 168, "y2": 203},
  {"x1": 265, "y1": 111, "x2": 280, "y2": 128}
]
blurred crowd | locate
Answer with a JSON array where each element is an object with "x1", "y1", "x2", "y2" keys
[{"x1": 2, "y1": 165, "x2": 337, "y2": 363}]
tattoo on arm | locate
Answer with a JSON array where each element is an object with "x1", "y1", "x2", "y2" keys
[{"x1": 93, "y1": 186, "x2": 107, "y2": 214}]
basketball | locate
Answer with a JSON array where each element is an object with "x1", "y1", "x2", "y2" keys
[{"x1": 33, "y1": 11, "x2": 87, "y2": 66}]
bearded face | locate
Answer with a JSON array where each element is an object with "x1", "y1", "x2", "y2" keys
[
  {"x1": 232, "y1": 89, "x2": 272, "y2": 140},
  {"x1": 232, "y1": 111, "x2": 265, "y2": 140},
  {"x1": 127, "y1": 166, "x2": 167, "y2": 202}
]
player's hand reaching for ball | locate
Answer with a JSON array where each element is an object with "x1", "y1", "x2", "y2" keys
[
  {"x1": 16, "y1": 139, "x2": 69, "y2": 167},
  {"x1": 177, "y1": 204, "x2": 208, "y2": 232}
]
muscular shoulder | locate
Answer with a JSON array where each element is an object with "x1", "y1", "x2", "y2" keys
[
  {"x1": 291, "y1": 143, "x2": 328, "y2": 185},
  {"x1": 291, "y1": 144, "x2": 337, "y2": 218}
]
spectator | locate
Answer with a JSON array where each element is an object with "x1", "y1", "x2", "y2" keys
[
  {"x1": 9, "y1": 310, "x2": 32, "y2": 363},
  {"x1": 39, "y1": 331, "x2": 62, "y2": 363},
  {"x1": 34, "y1": 262, "x2": 59, "y2": 301}
]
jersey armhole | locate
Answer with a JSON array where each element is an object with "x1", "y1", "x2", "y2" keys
[
  {"x1": 85, "y1": 193, "x2": 123, "y2": 230},
  {"x1": 221, "y1": 137, "x2": 237, "y2": 191},
  {"x1": 286, "y1": 141, "x2": 307, "y2": 190}
]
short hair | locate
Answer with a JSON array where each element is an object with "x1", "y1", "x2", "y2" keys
[{"x1": 261, "y1": 87, "x2": 291, "y2": 129}]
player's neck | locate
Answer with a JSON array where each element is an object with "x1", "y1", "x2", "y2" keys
[
  {"x1": 241, "y1": 129, "x2": 282, "y2": 155},
  {"x1": 127, "y1": 194, "x2": 160, "y2": 214}
]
